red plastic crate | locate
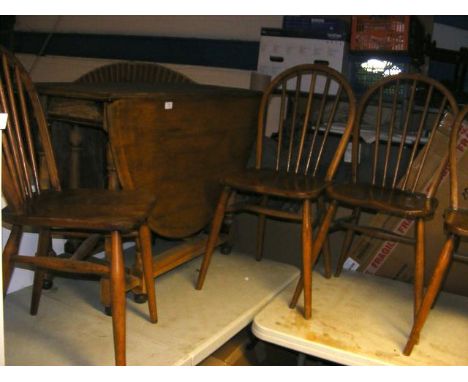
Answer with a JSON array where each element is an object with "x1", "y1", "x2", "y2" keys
[{"x1": 351, "y1": 16, "x2": 410, "y2": 51}]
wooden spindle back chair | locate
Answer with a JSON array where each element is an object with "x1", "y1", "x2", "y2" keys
[
  {"x1": 332, "y1": 74, "x2": 459, "y2": 276},
  {"x1": 404, "y1": 104, "x2": 468, "y2": 356},
  {"x1": 290, "y1": 73, "x2": 459, "y2": 325},
  {"x1": 1, "y1": 45, "x2": 158, "y2": 365},
  {"x1": 195, "y1": 64, "x2": 356, "y2": 319}
]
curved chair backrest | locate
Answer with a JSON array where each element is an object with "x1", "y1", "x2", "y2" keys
[
  {"x1": 353, "y1": 73, "x2": 459, "y2": 197},
  {"x1": 76, "y1": 62, "x2": 195, "y2": 84},
  {"x1": 449, "y1": 105, "x2": 468, "y2": 210},
  {"x1": 255, "y1": 64, "x2": 356, "y2": 182},
  {"x1": 0, "y1": 45, "x2": 60, "y2": 213}
]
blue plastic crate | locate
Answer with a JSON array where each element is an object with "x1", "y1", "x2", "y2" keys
[{"x1": 282, "y1": 16, "x2": 348, "y2": 41}]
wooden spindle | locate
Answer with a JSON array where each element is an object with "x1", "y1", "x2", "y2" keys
[
  {"x1": 295, "y1": 73, "x2": 317, "y2": 174},
  {"x1": 275, "y1": 85, "x2": 287, "y2": 171},
  {"x1": 286, "y1": 74, "x2": 302, "y2": 172},
  {"x1": 403, "y1": 84, "x2": 434, "y2": 190},
  {"x1": 392, "y1": 79, "x2": 417, "y2": 188},
  {"x1": 15, "y1": 66, "x2": 40, "y2": 194},
  {"x1": 382, "y1": 80, "x2": 400, "y2": 187},
  {"x1": 371, "y1": 86, "x2": 384, "y2": 185}
]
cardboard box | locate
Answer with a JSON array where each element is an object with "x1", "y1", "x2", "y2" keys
[
  {"x1": 344, "y1": 115, "x2": 468, "y2": 296},
  {"x1": 198, "y1": 328, "x2": 261, "y2": 366},
  {"x1": 198, "y1": 327, "x2": 331, "y2": 366}
]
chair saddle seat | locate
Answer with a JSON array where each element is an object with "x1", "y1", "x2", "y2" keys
[
  {"x1": 223, "y1": 169, "x2": 327, "y2": 199},
  {"x1": 445, "y1": 209, "x2": 468, "y2": 236},
  {"x1": 327, "y1": 183, "x2": 437, "y2": 217},
  {"x1": 2, "y1": 189, "x2": 157, "y2": 232}
]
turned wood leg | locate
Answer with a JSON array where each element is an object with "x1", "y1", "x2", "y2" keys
[
  {"x1": 106, "y1": 142, "x2": 120, "y2": 191},
  {"x1": 100, "y1": 238, "x2": 112, "y2": 313},
  {"x1": 318, "y1": 198, "x2": 332, "y2": 278},
  {"x1": 131, "y1": 236, "x2": 147, "y2": 304},
  {"x1": 322, "y1": 239, "x2": 332, "y2": 279},
  {"x1": 414, "y1": 218, "x2": 425, "y2": 318},
  {"x1": 2, "y1": 225, "x2": 23, "y2": 297},
  {"x1": 403, "y1": 235, "x2": 455, "y2": 356},
  {"x1": 69, "y1": 124, "x2": 82, "y2": 190},
  {"x1": 30, "y1": 229, "x2": 52, "y2": 315},
  {"x1": 110, "y1": 231, "x2": 126, "y2": 366},
  {"x1": 290, "y1": 201, "x2": 337, "y2": 310},
  {"x1": 335, "y1": 207, "x2": 360, "y2": 277},
  {"x1": 139, "y1": 225, "x2": 158, "y2": 323},
  {"x1": 196, "y1": 186, "x2": 232, "y2": 290},
  {"x1": 302, "y1": 199, "x2": 313, "y2": 320},
  {"x1": 255, "y1": 195, "x2": 268, "y2": 262}
]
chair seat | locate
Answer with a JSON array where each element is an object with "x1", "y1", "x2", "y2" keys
[
  {"x1": 223, "y1": 169, "x2": 327, "y2": 199},
  {"x1": 327, "y1": 183, "x2": 437, "y2": 218},
  {"x1": 2, "y1": 189, "x2": 157, "y2": 232},
  {"x1": 445, "y1": 209, "x2": 468, "y2": 237}
]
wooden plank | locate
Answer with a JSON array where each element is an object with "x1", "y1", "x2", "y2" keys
[{"x1": 152, "y1": 236, "x2": 225, "y2": 278}]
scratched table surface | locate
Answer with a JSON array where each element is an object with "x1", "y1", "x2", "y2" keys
[{"x1": 252, "y1": 270, "x2": 468, "y2": 365}]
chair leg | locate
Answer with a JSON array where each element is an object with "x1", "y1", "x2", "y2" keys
[
  {"x1": 30, "y1": 229, "x2": 52, "y2": 315},
  {"x1": 414, "y1": 218, "x2": 425, "y2": 318},
  {"x1": 255, "y1": 195, "x2": 269, "y2": 262},
  {"x1": 290, "y1": 201, "x2": 337, "y2": 310},
  {"x1": 196, "y1": 186, "x2": 232, "y2": 290},
  {"x1": 335, "y1": 207, "x2": 360, "y2": 277},
  {"x1": 302, "y1": 199, "x2": 313, "y2": 320},
  {"x1": 317, "y1": 198, "x2": 332, "y2": 278},
  {"x1": 322, "y1": 239, "x2": 332, "y2": 279},
  {"x1": 2, "y1": 225, "x2": 23, "y2": 297},
  {"x1": 110, "y1": 231, "x2": 126, "y2": 366},
  {"x1": 131, "y1": 237, "x2": 147, "y2": 304},
  {"x1": 403, "y1": 235, "x2": 455, "y2": 356},
  {"x1": 138, "y1": 224, "x2": 158, "y2": 324}
]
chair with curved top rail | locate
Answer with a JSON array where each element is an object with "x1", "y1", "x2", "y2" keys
[
  {"x1": 76, "y1": 61, "x2": 195, "y2": 85},
  {"x1": 195, "y1": 64, "x2": 357, "y2": 319},
  {"x1": 404, "y1": 104, "x2": 468, "y2": 356},
  {"x1": 1, "y1": 45, "x2": 157, "y2": 366},
  {"x1": 289, "y1": 73, "x2": 459, "y2": 327}
]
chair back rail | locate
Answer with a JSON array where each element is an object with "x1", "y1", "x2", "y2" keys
[
  {"x1": 450, "y1": 105, "x2": 468, "y2": 210},
  {"x1": 352, "y1": 73, "x2": 459, "y2": 197},
  {"x1": 77, "y1": 62, "x2": 194, "y2": 84},
  {"x1": 255, "y1": 64, "x2": 356, "y2": 181},
  {"x1": 0, "y1": 46, "x2": 60, "y2": 212}
]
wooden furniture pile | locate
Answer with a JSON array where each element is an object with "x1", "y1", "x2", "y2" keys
[{"x1": 2, "y1": 44, "x2": 467, "y2": 365}]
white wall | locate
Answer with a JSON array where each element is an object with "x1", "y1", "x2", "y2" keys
[
  {"x1": 14, "y1": 15, "x2": 282, "y2": 41},
  {"x1": 17, "y1": 53, "x2": 255, "y2": 88},
  {"x1": 14, "y1": 15, "x2": 283, "y2": 86}
]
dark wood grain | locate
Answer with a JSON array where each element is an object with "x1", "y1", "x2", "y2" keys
[{"x1": 108, "y1": 91, "x2": 260, "y2": 238}]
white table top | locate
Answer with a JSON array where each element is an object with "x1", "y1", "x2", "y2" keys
[
  {"x1": 4, "y1": 251, "x2": 299, "y2": 365},
  {"x1": 252, "y1": 270, "x2": 468, "y2": 366}
]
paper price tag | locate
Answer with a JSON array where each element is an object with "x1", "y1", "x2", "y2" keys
[{"x1": 0, "y1": 113, "x2": 7, "y2": 130}]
